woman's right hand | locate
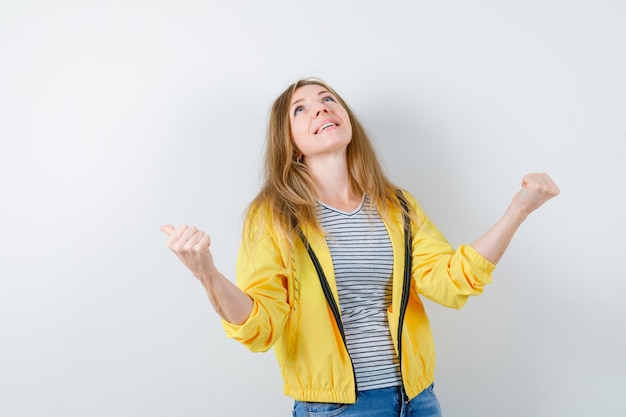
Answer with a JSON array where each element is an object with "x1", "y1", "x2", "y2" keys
[
  {"x1": 160, "y1": 224, "x2": 253, "y2": 324},
  {"x1": 160, "y1": 224, "x2": 217, "y2": 284}
]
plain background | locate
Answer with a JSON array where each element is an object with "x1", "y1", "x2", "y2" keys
[{"x1": 1, "y1": 1, "x2": 625, "y2": 416}]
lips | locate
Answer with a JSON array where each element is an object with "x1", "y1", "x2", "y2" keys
[{"x1": 314, "y1": 119, "x2": 339, "y2": 134}]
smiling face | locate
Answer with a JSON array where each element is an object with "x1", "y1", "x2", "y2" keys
[{"x1": 288, "y1": 84, "x2": 352, "y2": 162}]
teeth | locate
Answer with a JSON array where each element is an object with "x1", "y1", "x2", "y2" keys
[{"x1": 319, "y1": 122, "x2": 335, "y2": 132}]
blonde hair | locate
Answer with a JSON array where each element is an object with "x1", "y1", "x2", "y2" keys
[{"x1": 246, "y1": 78, "x2": 406, "y2": 245}]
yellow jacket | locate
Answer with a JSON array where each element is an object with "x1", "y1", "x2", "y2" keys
[{"x1": 222, "y1": 191, "x2": 494, "y2": 403}]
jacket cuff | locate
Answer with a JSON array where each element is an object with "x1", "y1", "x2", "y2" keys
[
  {"x1": 221, "y1": 299, "x2": 261, "y2": 340},
  {"x1": 460, "y1": 244, "x2": 496, "y2": 284}
]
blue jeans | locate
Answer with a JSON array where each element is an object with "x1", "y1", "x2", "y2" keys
[{"x1": 292, "y1": 384, "x2": 442, "y2": 417}]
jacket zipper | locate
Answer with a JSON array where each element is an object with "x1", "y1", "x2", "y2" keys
[
  {"x1": 298, "y1": 229, "x2": 359, "y2": 400},
  {"x1": 396, "y1": 192, "x2": 412, "y2": 394}
]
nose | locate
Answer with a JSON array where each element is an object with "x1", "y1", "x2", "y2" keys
[{"x1": 314, "y1": 106, "x2": 328, "y2": 117}]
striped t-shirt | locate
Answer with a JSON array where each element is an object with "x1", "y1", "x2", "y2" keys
[{"x1": 318, "y1": 195, "x2": 402, "y2": 391}]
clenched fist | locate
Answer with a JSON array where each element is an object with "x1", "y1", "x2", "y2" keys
[
  {"x1": 511, "y1": 173, "x2": 560, "y2": 219},
  {"x1": 160, "y1": 224, "x2": 217, "y2": 283}
]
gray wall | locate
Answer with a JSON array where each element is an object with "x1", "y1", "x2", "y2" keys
[{"x1": 1, "y1": 1, "x2": 624, "y2": 416}]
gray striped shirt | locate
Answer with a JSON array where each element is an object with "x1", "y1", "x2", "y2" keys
[{"x1": 318, "y1": 196, "x2": 402, "y2": 391}]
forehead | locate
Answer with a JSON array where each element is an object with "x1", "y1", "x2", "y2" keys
[{"x1": 290, "y1": 84, "x2": 331, "y2": 102}]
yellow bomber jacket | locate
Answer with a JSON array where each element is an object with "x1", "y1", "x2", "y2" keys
[{"x1": 222, "y1": 191, "x2": 495, "y2": 403}]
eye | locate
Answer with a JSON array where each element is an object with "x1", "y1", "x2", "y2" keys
[
  {"x1": 293, "y1": 106, "x2": 304, "y2": 116},
  {"x1": 322, "y1": 96, "x2": 335, "y2": 103}
]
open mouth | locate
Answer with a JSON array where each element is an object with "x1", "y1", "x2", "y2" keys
[{"x1": 315, "y1": 121, "x2": 338, "y2": 134}]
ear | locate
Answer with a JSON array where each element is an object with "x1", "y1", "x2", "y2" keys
[{"x1": 292, "y1": 142, "x2": 303, "y2": 162}]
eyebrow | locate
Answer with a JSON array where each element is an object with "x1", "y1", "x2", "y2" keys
[{"x1": 289, "y1": 89, "x2": 332, "y2": 109}]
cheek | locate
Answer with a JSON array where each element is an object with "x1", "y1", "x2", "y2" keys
[
  {"x1": 290, "y1": 123, "x2": 308, "y2": 145},
  {"x1": 290, "y1": 130, "x2": 303, "y2": 152},
  {"x1": 343, "y1": 117, "x2": 353, "y2": 139}
]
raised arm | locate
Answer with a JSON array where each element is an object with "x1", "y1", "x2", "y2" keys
[
  {"x1": 470, "y1": 172, "x2": 560, "y2": 264},
  {"x1": 160, "y1": 224, "x2": 253, "y2": 325}
]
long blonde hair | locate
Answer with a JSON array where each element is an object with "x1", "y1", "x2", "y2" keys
[{"x1": 247, "y1": 78, "x2": 406, "y2": 244}]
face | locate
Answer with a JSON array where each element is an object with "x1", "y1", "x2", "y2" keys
[{"x1": 288, "y1": 84, "x2": 352, "y2": 161}]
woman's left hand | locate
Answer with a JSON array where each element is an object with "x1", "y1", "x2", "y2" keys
[
  {"x1": 511, "y1": 172, "x2": 560, "y2": 219},
  {"x1": 470, "y1": 172, "x2": 560, "y2": 264}
]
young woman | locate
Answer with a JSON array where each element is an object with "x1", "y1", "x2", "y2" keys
[{"x1": 161, "y1": 79, "x2": 559, "y2": 416}]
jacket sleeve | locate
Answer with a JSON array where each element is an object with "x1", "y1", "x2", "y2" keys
[
  {"x1": 406, "y1": 193, "x2": 495, "y2": 309},
  {"x1": 221, "y1": 210, "x2": 291, "y2": 352}
]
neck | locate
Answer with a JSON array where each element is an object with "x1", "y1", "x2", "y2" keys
[{"x1": 305, "y1": 153, "x2": 361, "y2": 212}]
